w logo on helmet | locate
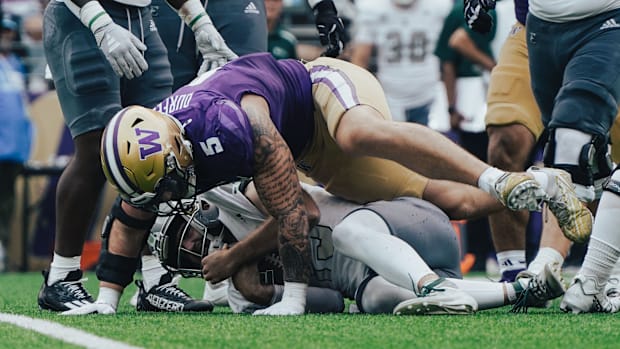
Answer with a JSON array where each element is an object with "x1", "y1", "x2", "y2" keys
[{"x1": 136, "y1": 128, "x2": 163, "y2": 160}]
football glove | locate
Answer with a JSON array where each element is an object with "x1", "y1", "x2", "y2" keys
[
  {"x1": 178, "y1": 0, "x2": 237, "y2": 74},
  {"x1": 464, "y1": 0, "x2": 496, "y2": 34},
  {"x1": 194, "y1": 20, "x2": 238, "y2": 74},
  {"x1": 79, "y1": 1, "x2": 148, "y2": 79},
  {"x1": 312, "y1": 0, "x2": 345, "y2": 58}
]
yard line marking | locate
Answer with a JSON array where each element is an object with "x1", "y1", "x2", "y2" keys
[{"x1": 0, "y1": 313, "x2": 144, "y2": 349}]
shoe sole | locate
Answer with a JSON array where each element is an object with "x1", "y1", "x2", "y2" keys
[
  {"x1": 505, "y1": 180, "x2": 547, "y2": 211},
  {"x1": 393, "y1": 298, "x2": 476, "y2": 315}
]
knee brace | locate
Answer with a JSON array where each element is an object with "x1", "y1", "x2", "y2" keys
[
  {"x1": 96, "y1": 197, "x2": 153, "y2": 288},
  {"x1": 102, "y1": 197, "x2": 157, "y2": 238},
  {"x1": 96, "y1": 249, "x2": 139, "y2": 288},
  {"x1": 543, "y1": 129, "x2": 611, "y2": 187}
]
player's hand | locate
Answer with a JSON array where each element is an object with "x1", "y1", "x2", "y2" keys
[
  {"x1": 61, "y1": 302, "x2": 116, "y2": 315},
  {"x1": 313, "y1": 0, "x2": 345, "y2": 58},
  {"x1": 202, "y1": 244, "x2": 239, "y2": 283},
  {"x1": 464, "y1": 0, "x2": 496, "y2": 34},
  {"x1": 194, "y1": 21, "x2": 238, "y2": 74},
  {"x1": 93, "y1": 22, "x2": 148, "y2": 79},
  {"x1": 252, "y1": 299, "x2": 305, "y2": 316}
]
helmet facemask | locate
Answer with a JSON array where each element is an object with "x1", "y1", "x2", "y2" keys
[{"x1": 148, "y1": 198, "x2": 225, "y2": 277}]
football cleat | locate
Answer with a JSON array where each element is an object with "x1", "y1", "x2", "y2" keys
[
  {"x1": 393, "y1": 278, "x2": 477, "y2": 315},
  {"x1": 38, "y1": 270, "x2": 95, "y2": 312},
  {"x1": 527, "y1": 167, "x2": 593, "y2": 243},
  {"x1": 560, "y1": 275, "x2": 620, "y2": 314},
  {"x1": 605, "y1": 275, "x2": 620, "y2": 297},
  {"x1": 510, "y1": 263, "x2": 566, "y2": 313},
  {"x1": 492, "y1": 172, "x2": 547, "y2": 211},
  {"x1": 135, "y1": 273, "x2": 214, "y2": 312}
]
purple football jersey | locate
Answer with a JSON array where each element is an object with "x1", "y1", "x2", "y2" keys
[{"x1": 154, "y1": 53, "x2": 315, "y2": 192}]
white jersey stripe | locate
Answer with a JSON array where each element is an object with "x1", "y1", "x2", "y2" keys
[{"x1": 309, "y1": 67, "x2": 360, "y2": 110}]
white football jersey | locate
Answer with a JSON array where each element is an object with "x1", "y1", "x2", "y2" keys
[
  {"x1": 529, "y1": 0, "x2": 620, "y2": 22},
  {"x1": 203, "y1": 183, "x2": 370, "y2": 299},
  {"x1": 354, "y1": 0, "x2": 452, "y2": 109}
]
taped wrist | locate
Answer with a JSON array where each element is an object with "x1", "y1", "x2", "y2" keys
[
  {"x1": 96, "y1": 250, "x2": 139, "y2": 288},
  {"x1": 178, "y1": 0, "x2": 212, "y2": 31},
  {"x1": 78, "y1": 1, "x2": 113, "y2": 33}
]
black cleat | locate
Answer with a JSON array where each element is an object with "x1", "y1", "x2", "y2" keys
[
  {"x1": 135, "y1": 273, "x2": 214, "y2": 312},
  {"x1": 38, "y1": 270, "x2": 95, "y2": 311}
]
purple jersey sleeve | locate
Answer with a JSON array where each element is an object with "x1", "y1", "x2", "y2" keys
[{"x1": 154, "y1": 53, "x2": 315, "y2": 193}]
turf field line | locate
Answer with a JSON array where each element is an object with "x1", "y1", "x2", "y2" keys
[{"x1": 0, "y1": 313, "x2": 144, "y2": 349}]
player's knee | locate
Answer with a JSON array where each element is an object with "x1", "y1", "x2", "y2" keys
[
  {"x1": 487, "y1": 125, "x2": 534, "y2": 171},
  {"x1": 544, "y1": 128, "x2": 610, "y2": 188},
  {"x1": 96, "y1": 249, "x2": 139, "y2": 288}
]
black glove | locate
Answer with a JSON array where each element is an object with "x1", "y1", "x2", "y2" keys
[
  {"x1": 463, "y1": 0, "x2": 496, "y2": 34},
  {"x1": 313, "y1": 0, "x2": 345, "y2": 58}
]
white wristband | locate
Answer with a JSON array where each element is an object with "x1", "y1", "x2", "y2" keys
[
  {"x1": 179, "y1": 0, "x2": 212, "y2": 31},
  {"x1": 97, "y1": 287, "x2": 121, "y2": 310},
  {"x1": 79, "y1": 1, "x2": 113, "y2": 33}
]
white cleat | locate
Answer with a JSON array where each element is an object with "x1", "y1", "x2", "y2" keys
[
  {"x1": 393, "y1": 278, "x2": 477, "y2": 315},
  {"x1": 560, "y1": 275, "x2": 620, "y2": 314}
]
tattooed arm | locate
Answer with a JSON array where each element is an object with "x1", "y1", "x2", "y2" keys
[{"x1": 239, "y1": 94, "x2": 312, "y2": 316}]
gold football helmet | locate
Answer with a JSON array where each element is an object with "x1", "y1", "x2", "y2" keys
[{"x1": 101, "y1": 105, "x2": 196, "y2": 211}]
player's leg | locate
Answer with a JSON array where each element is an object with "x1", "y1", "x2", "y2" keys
[
  {"x1": 561, "y1": 167, "x2": 620, "y2": 313},
  {"x1": 207, "y1": 0, "x2": 267, "y2": 56},
  {"x1": 304, "y1": 57, "x2": 549, "y2": 212},
  {"x1": 527, "y1": 13, "x2": 620, "y2": 244},
  {"x1": 332, "y1": 199, "x2": 477, "y2": 314},
  {"x1": 38, "y1": 1, "x2": 123, "y2": 311},
  {"x1": 485, "y1": 22, "x2": 542, "y2": 281}
]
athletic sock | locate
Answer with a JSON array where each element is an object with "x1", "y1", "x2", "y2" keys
[
  {"x1": 528, "y1": 247, "x2": 564, "y2": 275},
  {"x1": 141, "y1": 255, "x2": 169, "y2": 291},
  {"x1": 48, "y1": 253, "x2": 81, "y2": 285},
  {"x1": 496, "y1": 250, "x2": 526, "y2": 282},
  {"x1": 579, "y1": 174, "x2": 620, "y2": 286},
  {"x1": 477, "y1": 167, "x2": 505, "y2": 195}
]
